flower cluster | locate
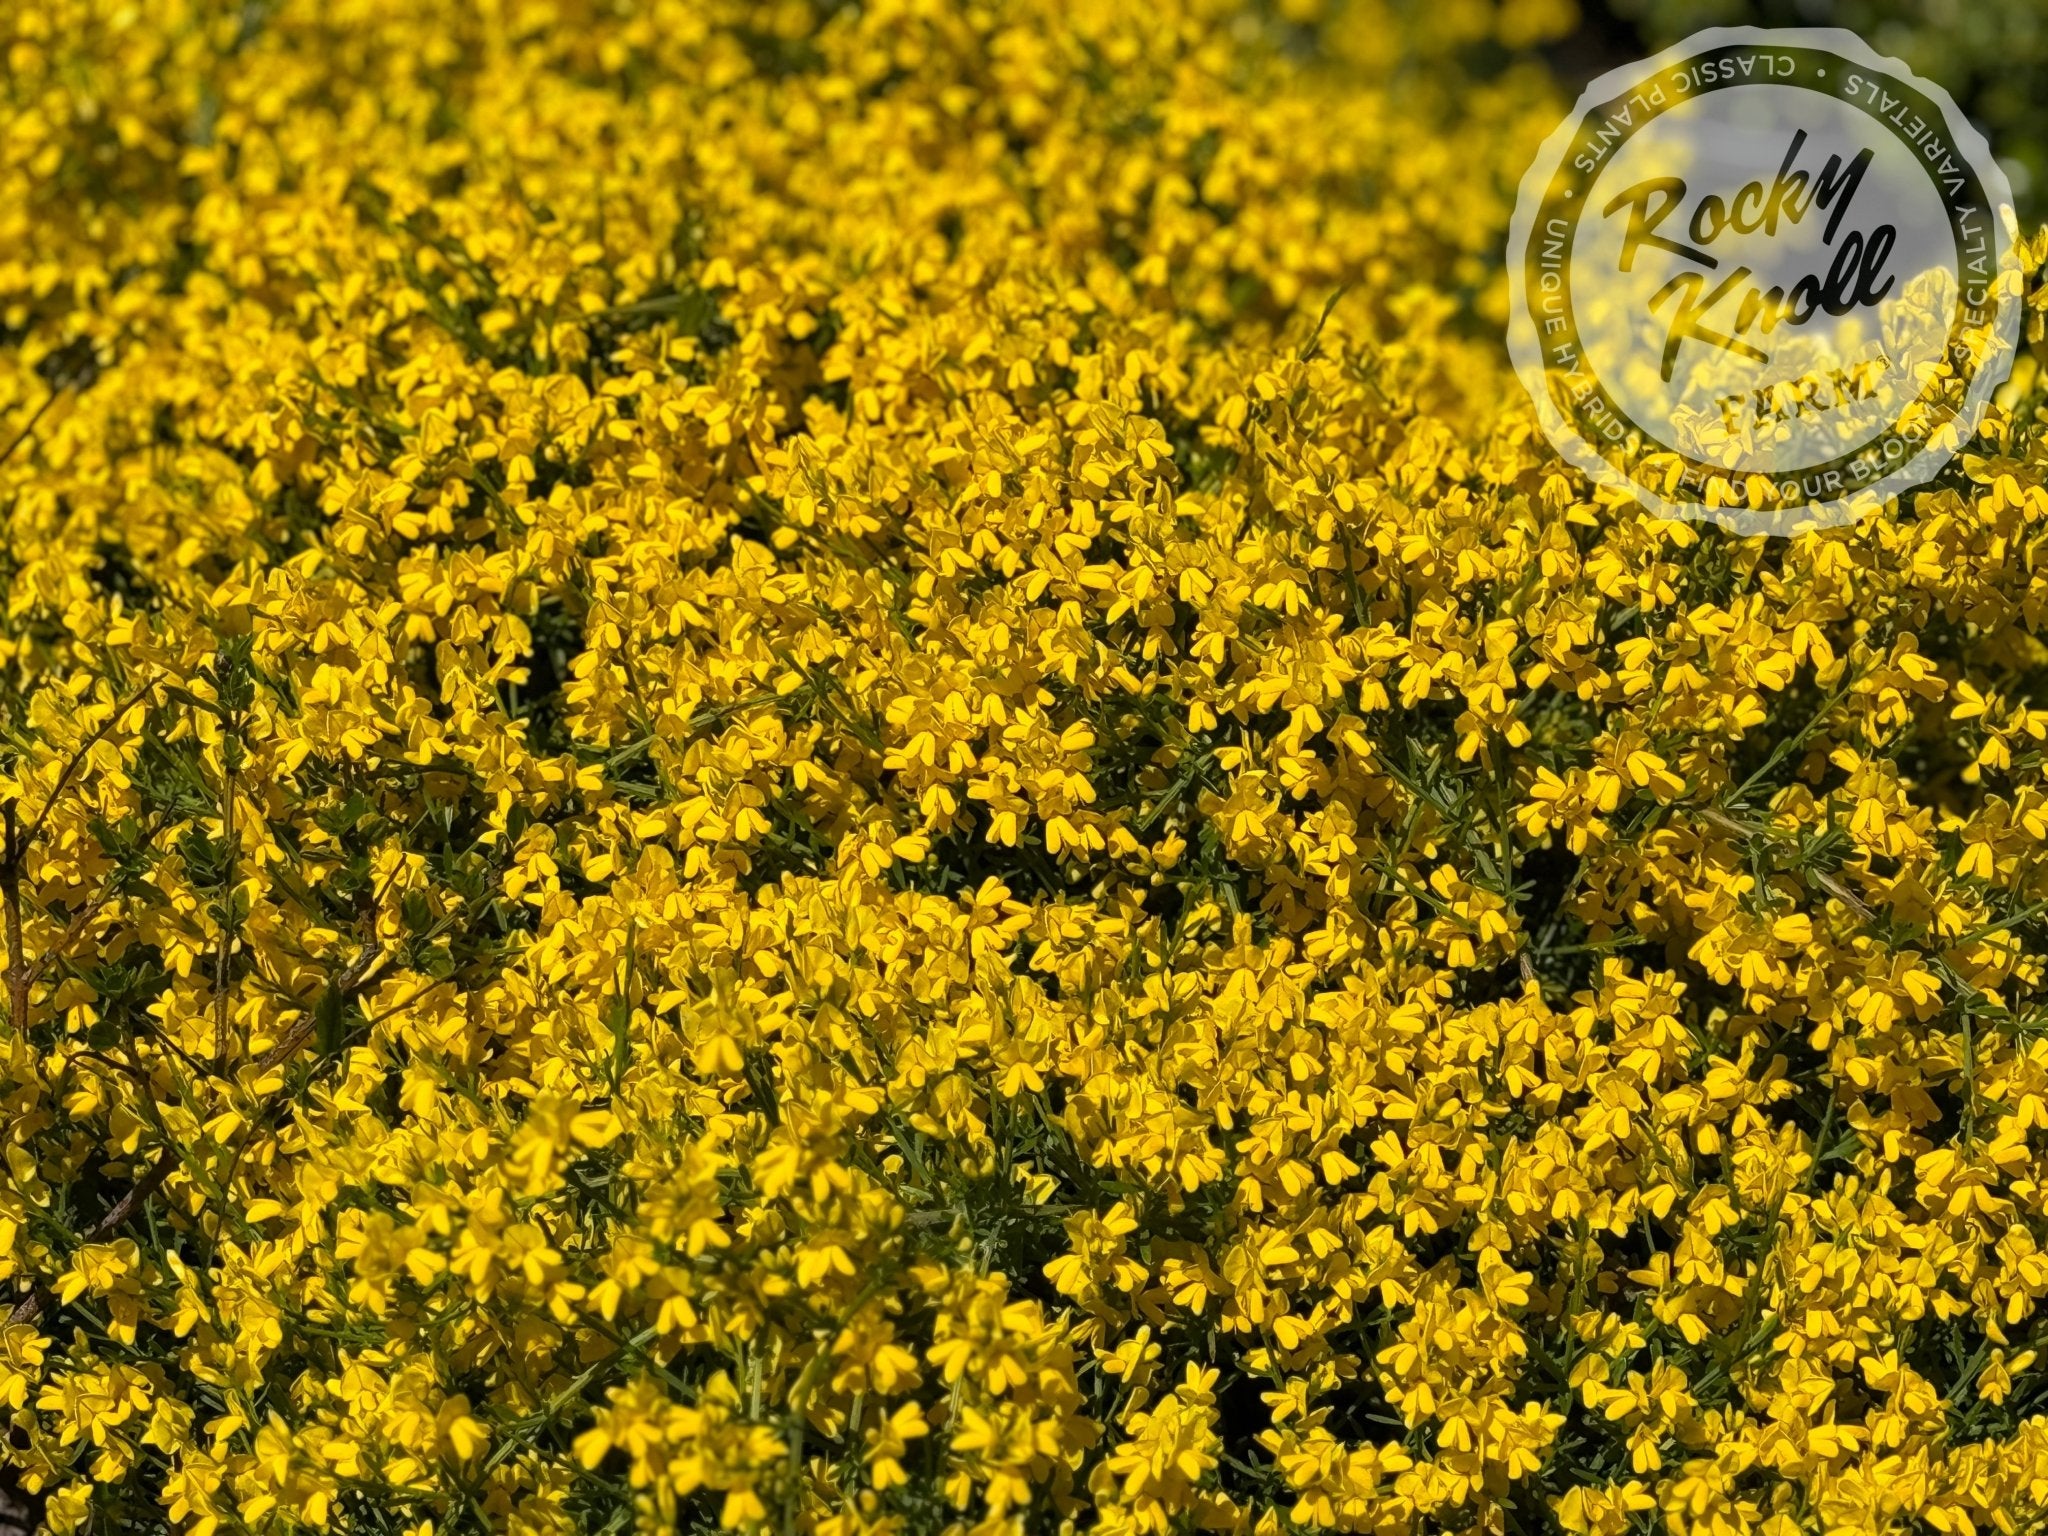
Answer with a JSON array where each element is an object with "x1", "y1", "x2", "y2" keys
[{"x1": 6, "y1": 3, "x2": 2048, "y2": 1536}]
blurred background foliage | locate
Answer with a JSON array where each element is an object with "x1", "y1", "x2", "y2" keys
[
  {"x1": 1284, "y1": 0, "x2": 2047, "y2": 213},
  {"x1": 1592, "y1": 0, "x2": 2045, "y2": 208}
]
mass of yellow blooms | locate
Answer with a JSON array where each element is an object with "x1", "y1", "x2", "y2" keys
[{"x1": 7, "y1": 2, "x2": 2048, "y2": 1535}]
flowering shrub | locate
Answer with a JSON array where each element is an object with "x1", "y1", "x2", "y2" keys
[{"x1": 7, "y1": 3, "x2": 2048, "y2": 1535}]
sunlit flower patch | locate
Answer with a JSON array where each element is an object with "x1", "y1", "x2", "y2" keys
[{"x1": 6, "y1": 3, "x2": 2048, "y2": 1535}]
